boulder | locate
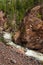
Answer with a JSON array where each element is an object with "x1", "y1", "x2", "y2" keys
[{"x1": 14, "y1": 5, "x2": 43, "y2": 53}]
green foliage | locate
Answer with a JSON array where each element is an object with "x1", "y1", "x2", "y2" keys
[
  {"x1": 0, "y1": 0, "x2": 34, "y2": 21},
  {"x1": 0, "y1": 36, "x2": 4, "y2": 42},
  {"x1": 16, "y1": 0, "x2": 34, "y2": 24},
  {"x1": 6, "y1": 0, "x2": 15, "y2": 20},
  {"x1": 0, "y1": 0, "x2": 43, "y2": 26},
  {"x1": 37, "y1": 13, "x2": 41, "y2": 19},
  {"x1": 0, "y1": 0, "x2": 6, "y2": 12}
]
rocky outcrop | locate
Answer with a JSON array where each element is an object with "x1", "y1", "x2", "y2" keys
[{"x1": 14, "y1": 5, "x2": 43, "y2": 53}]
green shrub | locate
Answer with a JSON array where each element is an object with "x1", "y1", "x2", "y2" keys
[{"x1": 0, "y1": 0, "x2": 42, "y2": 30}]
